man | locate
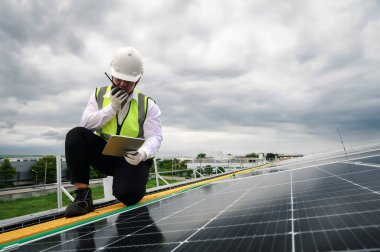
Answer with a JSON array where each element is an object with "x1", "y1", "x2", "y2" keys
[{"x1": 64, "y1": 47, "x2": 162, "y2": 218}]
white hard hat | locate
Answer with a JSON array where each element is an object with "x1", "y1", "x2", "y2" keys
[{"x1": 110, "y1": 47, "x2": 144, "y2": 82}]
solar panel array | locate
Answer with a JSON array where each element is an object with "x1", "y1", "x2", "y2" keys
[{"x1": 5, "y1": 146, "x2": 380, "y2": 251}]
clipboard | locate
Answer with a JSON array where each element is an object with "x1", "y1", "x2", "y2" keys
[{"x1": 102, "y1": 135, "x2": 145, "y2": 157}]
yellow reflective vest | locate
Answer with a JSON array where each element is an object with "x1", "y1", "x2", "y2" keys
[{"x1": 95, "y1": 85, "x2": 149, "y2": 141}]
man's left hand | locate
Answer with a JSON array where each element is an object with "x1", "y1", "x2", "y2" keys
[{"x1": 124, "y1": 149, "x2": 147, "y2": 165}]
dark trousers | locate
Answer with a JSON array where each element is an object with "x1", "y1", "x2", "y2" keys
[{"x1": 65, "y1": 127, "x2": 152, "y2": 206}]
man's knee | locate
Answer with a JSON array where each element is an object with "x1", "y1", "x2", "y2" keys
[
  {"x1": 66, "y1": 127, "x2": 87, "y2": 142},
  {"x1": 114, "y1": 190, "x2": 145, "y2": 206}
]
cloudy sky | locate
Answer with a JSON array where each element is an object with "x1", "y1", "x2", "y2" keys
[{"x1": 0, "y1": 0, "x2": 379, "y2": 157}]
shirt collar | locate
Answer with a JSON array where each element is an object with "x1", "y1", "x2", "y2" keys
[{"x1": 129, "y1": 88, "x2": 139, "y2": 103}]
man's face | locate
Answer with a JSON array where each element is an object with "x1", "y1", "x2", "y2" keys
[{"x1": 112, "y1": 77, "x2": 136, "y2": 94}]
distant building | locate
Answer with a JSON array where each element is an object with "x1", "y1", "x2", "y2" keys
[{"x1": 186, "y1": 157, "x2": 266, "y2": 171}]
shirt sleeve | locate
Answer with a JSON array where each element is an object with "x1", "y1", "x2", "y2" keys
[
  {"x1": 80, "y1": 90, "x2": 117, "y2": 131},
  {"x1": 140, "y1": 99, "x2": 163, "y2": 158}
]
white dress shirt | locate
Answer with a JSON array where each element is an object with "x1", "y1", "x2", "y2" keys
[{"x1": 81, "y1": 87, "x2": 162, "y2": 158}]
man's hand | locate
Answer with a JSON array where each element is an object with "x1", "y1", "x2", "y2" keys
[
  {"x1": 110, "y1": 86, "x2": 128, "y2": 112},
  {"x1": 124, "y1": 149, "x2": 147, "y2": 165}
]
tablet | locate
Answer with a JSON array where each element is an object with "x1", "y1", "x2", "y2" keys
[{"x1": 102, "y1": 135, "x2": 145, "y2": 157}]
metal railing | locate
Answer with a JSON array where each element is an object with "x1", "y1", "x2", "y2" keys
[
  {"x1": 54, "y1": 155, "x2": 267, "y2": 210},
  {"x1": 0, "y1": 156, "x2": 266, "y2": 231},
  {"x1": 56, "y1": 156, "x2": 73, "y2": 209}
]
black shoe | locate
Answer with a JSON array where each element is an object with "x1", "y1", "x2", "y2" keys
[{"x1": 65, "y1": 188, "x2": 94, "y2": 218}]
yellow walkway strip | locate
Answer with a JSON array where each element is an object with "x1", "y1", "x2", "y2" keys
[{"x1": 0, "y1": 165, "x2": 268, "y2": 247}]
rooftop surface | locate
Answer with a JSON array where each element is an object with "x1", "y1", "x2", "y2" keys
[{"x1": 1, "y1": 144, "x2": 380, "y2": 251}]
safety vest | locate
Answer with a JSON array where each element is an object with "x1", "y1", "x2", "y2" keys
[{"x1": 95, "y1": 85, "x2": 149, "y2": 141}]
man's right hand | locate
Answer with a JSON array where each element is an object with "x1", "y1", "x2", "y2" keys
[{"x1": 110, "y1": 86, "x2": 128, "y2": 112}]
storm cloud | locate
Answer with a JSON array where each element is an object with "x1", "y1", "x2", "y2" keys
[{"x1": 0, "y1": 0, "x2": 379, "y2": 156}]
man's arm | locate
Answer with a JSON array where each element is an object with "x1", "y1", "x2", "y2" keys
[
  {"x1": 80, "y1": 91, "x2": 116, "y2": 131},
  {"x1": 139, "y1": 99, "x2": 163, "y2": 158}
]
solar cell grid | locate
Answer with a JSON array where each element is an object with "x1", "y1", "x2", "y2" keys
[
  {"x1": 291, "y1": 163, "x2": 380, "y2": 251},
  {"x1": 4, "y1": 148, "x2": 380, "y2": 252},
  {"x1": 348, "y1": 150, "x2": 380, "y2": 161},
  {"x1": 178, "y1": 235, "x2": 292, "y2": 252},
  {"x1": 322, "y1": 162, "x2": 378, "y2": 175},
  {"x1": 356, "y1": 156, "x2": 380, "y2": 164},
  {"x1": 275, "y1": 150, "x2": 380, "y2": 171}
]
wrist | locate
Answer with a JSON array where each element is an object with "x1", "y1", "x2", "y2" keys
[
  {"x1": 111, "y1": 103, "x2": 120, "y2": 112},
  {"x1": 104, "y1": 105, "x2": 118, "y2": 115},
  {"x1": 138, "y1": 149, "x2": 147, "y2": 161}
]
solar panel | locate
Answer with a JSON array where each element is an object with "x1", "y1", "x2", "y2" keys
[{"x1": 4, "y1": 147, "x2": 380, "y2": 251}]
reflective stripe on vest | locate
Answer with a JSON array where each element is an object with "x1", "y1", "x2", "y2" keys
[{"x1": 95, "y1": 85, "x2": 148, "y2": 141}]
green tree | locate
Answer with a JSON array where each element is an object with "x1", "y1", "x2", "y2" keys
[
  {"x1": 184, "y1": 169, "x2": 193, "y2": 179},
  {"x1": 0, "y1": 158, "x2": 16, "y2": 188},
  {"x1": 176, "y1": 170, "x2": 184, "y2": 177},
  {"x1": 216, "y1": 166, "x2": 225, "y2": 173},
  {"x1": 245, "y1": 152, "x2": 258, "y2": 158},
  {"x1": 266, "y1": 153, "x2": 278, "y2": 161},
  {"x1": 89, "y1": 166, "x2": 106, "y2": 179},
  {"x1": 173, "y1": 158, "x2": 179, "y2": 170},
  {"x1": 195, "y1": 168, "x2": 203, "y2": 178},
  {"x1": 204, "y1": 165, "x2": 213, "y2": 175},
  {"x1": 30, "y1": 156, "x2": 56, "y2": 184},
  {"x1": 196, "y1": 153, "x2": 207, "y2": 171},
  {"x1": 179, "y1": 160, "x2": 191, "y2": 169},
  {"x1": 158, "y1": 159, "x2": 173, "y2": 171}
]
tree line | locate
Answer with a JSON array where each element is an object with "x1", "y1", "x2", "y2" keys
[{"x1": 0, "y1": 151, "x2": 278, "y2": 188}]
